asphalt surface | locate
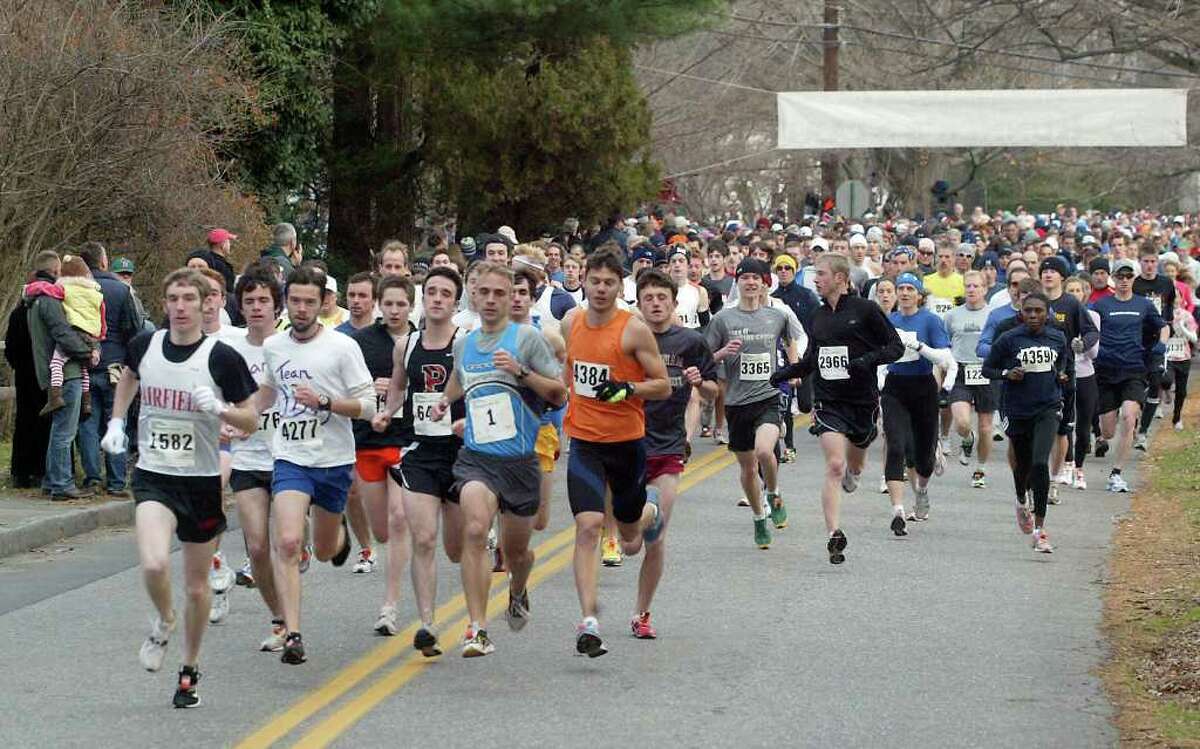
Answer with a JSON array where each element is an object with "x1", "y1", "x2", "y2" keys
[{"x1": 0, "y1": 423, "x2": 1133, "y2": 748}]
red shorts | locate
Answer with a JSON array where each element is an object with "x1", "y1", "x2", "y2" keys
[
  {"x1": 355, "y1": 446, "x2": 401, "y2": 483},
  {"x1": 646, "y1": 454, "x2": 685, "y2": 484}
]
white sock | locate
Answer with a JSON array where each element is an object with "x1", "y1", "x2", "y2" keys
[
  {"x1": 893, "y1": 504, "x2": 904, "y2": 516},
  {"x1": 754, "y1": 509, "x2": 769, "y2": 522}
]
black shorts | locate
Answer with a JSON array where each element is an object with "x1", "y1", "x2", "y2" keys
[
  {"x1": 946, "y1": 368, "x2": 996, "y2": 413},
  {"x1": 391, "y1": 441, "x2": 458, "y2": 499},
  {"x1": 811, "y1": 399, "x2": 880, "y2": 449},
  {"x1": 1097, "y1": 375, "x2": 1146, "y2": 414},
  {"x1": 132, "y1": 468, "x2": 226, "y2": 544},
  {"x1": 566, "y1": 438, "x2": 646, "y2": 524},
  {"x1": 724, "y1": 397, "x2": 782, "y2": 452},
  {"x1": 451, "y1": 448, "x2": 540, "y2": 517},
  {"x1": 229, "y1": 469, "x2": 273, "y2": 494}
]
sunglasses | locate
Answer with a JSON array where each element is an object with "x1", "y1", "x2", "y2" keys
[
  {"x1": 1114, "y1": 272, "x2": 1135, "y2": 279},
  {"x1": 918, "y1": 249, "x2": 933, "y2": 255},
  {"x1": 957, "y1": 253, "x2": 973, "y2": 258},
  {"x1": 774, "y1": 265, "x2": 793, "y2": 272}
]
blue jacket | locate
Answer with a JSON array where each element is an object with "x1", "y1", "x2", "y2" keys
[
  {"x1": 770, "y1": 279, "x2": 820, "y2": 334},
  {"x1": 976, "y1": 303, "x2": 1019, "y2": 360},
  {"x1": 88, "y1": 267, "x2": 143, "y2": 370}
]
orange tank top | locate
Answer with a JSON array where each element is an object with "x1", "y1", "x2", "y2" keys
[{"x1": 564, "y1": 308, "x2": 646, "y2": 442}]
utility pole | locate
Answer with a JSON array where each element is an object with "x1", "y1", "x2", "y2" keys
[{"x1": 821, "y1": 1, "x2": 840, "y2": 209}]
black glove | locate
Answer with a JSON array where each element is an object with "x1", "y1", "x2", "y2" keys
[{"x1": 594, "y1": 379, "x2": 635, "y2": 403}]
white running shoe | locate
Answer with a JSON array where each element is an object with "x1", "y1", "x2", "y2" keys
[
  {"x1": 1072, "y1": 469, "x2": 1087, "y2": 491},
  {"x1": 375, "y1": 605, "x2": 399, "y2": 636},
  {"x1": 261, "y1": 621, "x2": 287, "y2": 652},
  {"x1": 299, "y1": 545, "x2": 313, "y2": 574},
  {"x1": 933, "y1": 448, "x2": 946, "y2": 477},
  {"x1": 209, "y1": 589, "x2": 230, "y2": 624},
  {"x1": 139, "y1": 616, "x2": 175, "y2": 671},
  {"x1": 1107, "y1": 472, "x2": 1130, "y2": 493},
  {"x1": 1133, "y1": 433, "x2": 1148, "y2": 452},
  {"x1": 1055, "y1": 467, "x2": 1073, "y2": 485},
  {"x1": 841, "y1": 470, "x2": 860, "y2": 494},
  {"x1": 971, "y1": 469, "x2": 987, "y2": 489},
  {"x1": 210, "y1": 551, "x2": 235, "y2": 594},
  {"x1": 715, "y1": 428, "x2": 729, "y2": 445},
  {"x1": 939, "y1": 438, "x2": 950, "y2": 456},
  {"x1": 1048, "y1": 484, "x2": 1060, "y2": 505},
  {"x1": 1175, "y1": 421, "x2": 1185, "y2": 432},
  {"x1": 352, "y1": 548, "x2": 376, "y2": 574}
]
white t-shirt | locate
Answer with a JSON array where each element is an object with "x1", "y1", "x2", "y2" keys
[
  {"x1": 261, "y1": 328, "x2": 374, "y2": 468},
  {"x1": 226, "y1": 333, "x2": 275, "y2": 472}
]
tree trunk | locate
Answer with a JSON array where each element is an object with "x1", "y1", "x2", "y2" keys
[{"x1": 327, "y1": 37, "x2": 375, "y2": 270}]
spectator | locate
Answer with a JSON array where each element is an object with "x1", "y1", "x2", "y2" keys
[
  {"x1": 260, "y1": 222, "x2": 300, "y2": 278},
  {"x1": 76, "y1": 241, "x2": 142, "y2": 497},
  {"x1": 5, "y1": 251, "x2": 59, "y2": 488},
  {"x1": 25, "y1": 253, "x2": 94, "y2": 499},
  {"x1": 111, "y1": 256, "x2": 153, "y2": 331},
  {"x1": 205, "y1": 228, "x2": 242, "y2": 325}
]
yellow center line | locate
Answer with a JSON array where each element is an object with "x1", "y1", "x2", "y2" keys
[{"x1": 236, "y1": 445, "x2": 734, "y2": 749}]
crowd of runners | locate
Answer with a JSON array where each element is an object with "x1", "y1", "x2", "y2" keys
[{"x1": 100, "y1": 206, "x2": 1196, "y2": 707}]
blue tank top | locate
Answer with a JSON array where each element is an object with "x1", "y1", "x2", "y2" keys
[{"x1": 460, "y1": 323, "x2": 543, "y2": 457}]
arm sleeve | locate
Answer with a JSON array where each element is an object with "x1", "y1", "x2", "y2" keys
[
  {"x1": 1077, "y1": 300, "x2": 1099, "y2": 350},
  {"x1": 783, "y1": 307, "x2": 807, "y2": 358},
  {"x1": 209, "y1": 342, "x2": 258, "y2": 402},
  {"x1": 43, "y1": 300, "x2": 93, "y2": 360}
]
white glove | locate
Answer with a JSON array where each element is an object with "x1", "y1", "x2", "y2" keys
[
  {"x1": 193, "y1": 386, "x2": 226, "y2": 416},
  {"x1": 904, "y1": 338, "x2": 922, "y2": 352},
  {"x1": 1071, "y1": 337, "x2": 1084, "y2": 354},
  {"x1": 100, "y1": 418, "x2": 128, "y2": 454}
]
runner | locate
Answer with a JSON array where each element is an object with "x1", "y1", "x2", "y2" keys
[
  {"x1": 1166, "y1": 299, "x2": 1197, "y2": 431},
  {"x1": 667, "y1": 247, "x2": 710, "y2": 453},
  {"x1": 981, "y1": 292, "x2": 1071, "y2": 554},
  {"x1": 349, "y1": 275, "x2": 415, "y2": 634},
  {"x1": 1093, "y1": 258, "x2": 1169, "y2": 492},
  {"x1": 772, "y1": 253, "x2": 904, "y2": 564},
  {"x1": 256, "y1": 265, "x2": 378, "y2": 664},
  {"x1": 561, "y1": 246, "x2": 670, "y2": 656},
  {"x1": 944, "y1": 270, "x2": 995, "y2": 488},
  {"x1": 101, "y1": 268, "x2": 258, "y2": 707},
  {"x1": 632, "y1": 269, "x2": 718, "y2": 638},
  {"x1": 1063, "y1": 276, "x2": 1100, "y2": 489},
  {"x1": 373, "y1": 267, "x2": 465, "y2": 656},
  {"x1": 706, "y1": 257, "x2": 802, "y2": 547},
  {"x1": 429, "y1": 261, "x2": 566, "y2": 657},
  {"x1": 1132, "y1": 243, "x2": 1176, "y2": 448}
]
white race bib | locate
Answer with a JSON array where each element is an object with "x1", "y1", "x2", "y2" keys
[
  {"x1": 963, "y1": 363, "x2": 988, "y2": 386},
  {"x1": 739, "y1": 352, "x2": 772, "y2": 381},
  {"x1": 280, "y1": 417, "x2": 323, "y2": 448},
  {"x1": 147, "y1": 418, "x2": 195, "y2": 469},
  {"x1": 258, "y1": 410, "x2": 280, "y2": 436},
  {"x1": 469, "y1": 393, "x2": 516, "y2": 444},
  {"x1": 1167, "y1": 337, "x2": 1190, "y2": 361},
  {"x1": 678, "y1": 312, "x2": 700, "y2": 328},
  {"x1": 929, "y1": 297, "x2": 954, "y2": 318},
  {"x1": 1017, "y1": 346, "x2": 1056, "y2": 374},
  {"x1": 898, "y1": 330, "x2": 920, "y2": 362},
  {"x1": 818, "y1": 346, "x2": 850, "y2": 381},
  {"x1": 413, "y1": 392, "x2": 453, "y2": 436},
  {"x1": 572, "y1": 360, "x2": 610, "y2": 399},
  {"x1": 374, "y1": 392, "x2": 401, "y2": 420}
]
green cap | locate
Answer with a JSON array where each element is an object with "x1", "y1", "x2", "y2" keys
[{"x1": 112, "y1": 257, "x2": 135, "y2": 274}]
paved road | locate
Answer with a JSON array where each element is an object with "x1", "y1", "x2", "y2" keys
[{"x1": 0, "y1": 425, "x2": 1132, "y2": 748}]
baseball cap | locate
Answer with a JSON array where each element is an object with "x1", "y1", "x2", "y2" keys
[
  {"x1": 632, "y1": 248, "x2": 656, "y2": 264},
  {"x1": 1041, "y1": 236, "x2": 1059, "y2": 252},
  {"x1": 798, "y1": 226, "x2": 813, "y2": 238},
  {"x1": 1112, "y1": 258, "x2": 1137, "y2": 276},
  {"x1": 1174, "y1": 215, "x2": 1186, "y2": 225},
  {"x1": 810, "y1": 237, "x2": 830, "y2": 253},
  {"x1": 1080, "y1": 234, "x2": 1098, "y2": 247},
  {"x1": 848, "y1": 234, "x2": 867, "y2": 248},
  {"x1": 773, "y1": 255, "x2": 798, "y2": 271},
  {"x1": 325, "y1": 275, "x2": 338, "y2": 294},
  {"x1": 207, "y1": 228, "x2": 237, "y2": 244},
  {"x1": 957, "y1": 242, "x2": 976, "y2": 257},
  {"x1": 917, "y1": 237, "x2": 935, "y2": 253},
  {"x1": 849, "y1": 223, "x2": 865, "y2": 235},
  {"x1": 735, "y1": 258, "x2": 771, "y2": 279},
  {"x1": 497, "y1": 226, "x2": 518, "y2": 245},
  {"x1": 894, "y1": 272, "x2": 924, "y2": 293},
  {"x1": 667, "y1": 246, "x2": 689, "y2": 262},
  {"x1": 1039, "y1": 256, "x2": 1069, "y2": 278},
  {"x1": 112, "y1": 257, "x2": 135, "y2": 274}
]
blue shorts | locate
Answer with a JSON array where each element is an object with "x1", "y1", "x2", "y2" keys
[{"x1": 272, "y1": 460, "x2": 354, "y2": 514}]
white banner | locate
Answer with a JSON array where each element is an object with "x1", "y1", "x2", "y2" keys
[{"x1": 776, "y1": 89, "x2": 1188, "y2": 149}]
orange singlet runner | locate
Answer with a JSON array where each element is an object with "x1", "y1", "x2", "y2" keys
[{"x1": 564, "y1": 308, "x2": 646, "y2": 443}]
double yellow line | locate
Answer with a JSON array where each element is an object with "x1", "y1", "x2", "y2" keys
[{"x1": 237, "y1": 446, "x2": 736, "y2": 749}]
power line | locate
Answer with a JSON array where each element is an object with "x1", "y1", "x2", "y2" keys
[
  {"x1": 664, "y1": 149, "x2": 784, "y2": 179},
  {"x1": 633, "y1": 64, "x2": 778, "y2": 95}
]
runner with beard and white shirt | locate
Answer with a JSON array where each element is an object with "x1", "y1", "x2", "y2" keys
[
  {"x1": 944, "y1": 271, "x2": 996, "y2": 488},
  {"x1": 255, "y1": 265, "x2": 378, "y2": 665}
]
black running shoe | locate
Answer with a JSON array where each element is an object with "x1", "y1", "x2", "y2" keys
[
  {"x1": 330, "y1": 517, "x2": 351, "y2": 567},
  {"x1": 827, "y1": 529, "x2": 848, "y2": 564},
  {"x1": 890, "y1": 514, "x2": 907, "y2": 537},
  {"x1": 173, "y1": 666, "x2": 201, "y2": 708},
  {"x1": 1094, "y1": 437, "x2": 1109, "y2": 458},
  {"x1": 414, "y1": 627, "x2": 443, "y2": 658},
  {"x1": 281, "y1": 632, "x2": 307, "y2": 665}
]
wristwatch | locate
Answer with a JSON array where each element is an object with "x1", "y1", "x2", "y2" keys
[
  {"x1": 516, "y1": 364, "x2": 531, "y2": 380},
  {"x1": 1000, "y1": 369, "x2": 1010, "y2": 379},
  {"x1": 317, "y1": 394, "x2": 332, "y2": 411}
]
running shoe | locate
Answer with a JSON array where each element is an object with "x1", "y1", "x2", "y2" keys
[
  {"x1": 766, "y1": 491, "x2": 787, "y2": 529},
  {"x1": 1134, "y1": 433, "x2": 1148, "y2": 452},
  {"x1": 1048, "y1": 484, "x2": 1061, "y2": 505},
  {"x1": 971, "y1": 469, "x2": 987, "y2": 489},
  {"x1": 643, "y1": 486, "x2": 664, "y2": 543},
  {"x1": 575, "y1": 618, "x2": 607, "y2": 658},
  {"x1": 630, "y1": 611, "x2": 657, "y2": 640},
  {"x1": 780, "y1": 447, "x2": 796, "y2": 464},
  {"x1": 890, "y1": 512, "x2": 907, "y2": 537},
  {"x1": 827, "y1": 529, "x2": 848, "y2": 565},
  {"x1": 208, "y1": 588, "x2": 229, "y2": 624},
  {"x1": 715, "y1": 428, "x2": 729, "y2": 445},
  {"x1": 1015, "y1": 503, "x2": 1034, "y2": 535},
  {"x1": 486, "y1": 524, "x2": 497, "y2": 552},
  {"x1": 352, "y1": 547, "x2": 376, "y2": 574},
  {"x1": 1033, "y1": 530, "x2": 1054, "y2": 554},
  {"x1": 933, "y1": 448, "x2": 946, "y2": 477},
  {"x1": 701, "y1": 426, "x2": 712, "y2": 439},
  {"x1": 1055, "y1": 467, "x2": 1074, "y2": 485},
  {"x1": 139, "y1": 615, "x2": 175, "y2": 672},
  {"x1": 173, "y1": 666, "x2": 201, "y2": 709},
  {"x1": 281, "y1": 632, "x2": 306, "y2": 664},
  {"x1": 506, "y1": 588, "x2": 531, "y2": 632},
  {"x1": 1175, "y1": 421, "x2": 1185, "y2": 432},
  {"x1": 753, "y1": 517, "x2": 772, "y2": 549},
  {"x1": 939, "y1": 438, "x2": 950, "y2": 456},
  {"x1": 210, "y1": 551, "x2": 235, "y2": 594},
  {"x1": 261, "y1": 620, "x2": 286, "y2": 652},
  {"x1": 299, "y1": 544, "x2": 312, "y2": 574},
  {"x1": 1072, "y1": 469, "x2": 1087, "y2": 491},
  {"x1": 960, "y1": 431, "x2": 975, "y2": 465},
  {"x1": 735, "y1": 496, "x2": 751, "y2": 507},
  {"x1": 683, "y1": 441, "x2": 692, "y2": 463},
  {"x1": 841, "y1": 470, "x2": 860, "y2": 494},
  {"x1": 1107, "y1": 472, "x2": 1130, "y2": 493},
  {"x1": 235, "y1": 558, "x2": 255, "y2": 588},
  {"x1": 414, "y1": 626, "x2": 443, "y2": 657},
  {"x1": 375, "y1": 605, "x2": 399, "y2": 636},
  {"x1": 330, "y1": 517, "x2": 352, "y2": 567},
  {"x1": 462, "y1": 628, "x2": 495, "y2": 658},
  {"x1": 601, "y1": 535, "x2": 623, "y2": 566},
  {"x1": 878, "y1": 477, "x2": 888, "y2": 494},
  {"x1": 914, "y1": 487, "x2": 930, "y2": 521},
  {"x1": 1155, "y1": 409, "x2": 1164, "y2": 420},
  {"x1": 1094, "y1": 437, "x2": 1109, "y2": 458}
]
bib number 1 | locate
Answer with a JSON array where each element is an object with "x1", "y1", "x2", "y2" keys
[{"x1": 469, "y1": 393, "x2": 517, "y2": 444}]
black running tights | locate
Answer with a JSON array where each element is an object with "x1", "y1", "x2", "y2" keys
[
  {"x1": 881, "y1": 375, "x2": 939, "y2": 482},
  {"x1": 1010, "y1": 409, "x2": 1059, "y2": 520},
  {"x1": 1170, "y1": 360, "x2": 1192, "y2": 424},
  {"x1": 1073, "y1": 375, "x2": 1098, "y2": 468}
]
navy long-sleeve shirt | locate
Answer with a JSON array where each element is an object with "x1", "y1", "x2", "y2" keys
[{"x1": 982, "y1": 325, "x2": 1071, "y2": 419}]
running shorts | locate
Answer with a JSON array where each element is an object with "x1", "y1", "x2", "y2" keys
[
  {"x1": 811, "y1": 399, "x2": 880, "y2": 449},
  {"x1": 355, "y1": 446, "x2": 401, "y2": 483},
  {"x1": 392, "y1": 442, "x2": 458, "y2": 499},
  {"x1": 946, "y1": 368, "x2": 996, "y2": 413},
  {"x1": 534, "y1": 423, "x2": 561, "y2": 474},
  {"x1": 133, "y1": 468, "x2": 225, "y2": 544},
  {"x1": 1097, "y1": 375, "x2": 1147, "y2": 414},
  {"x1": 451, "y1": 448, "x2": 540, "y2": 517},
  {"x1": 646, "y1": 454, "x2": 685, "y2": 483},
  {"x1": 272, "y1": 460, "x2": 354, "y2": 515},
  {"x1": 724, "y1": 397, "x2": 782, "y2": 452},
  {"x1": 229, "y1": 469, "x2": 273, "y2": 494},
  {"x1": 566, "y1": 438, "x2": 647, "y2": 524}
]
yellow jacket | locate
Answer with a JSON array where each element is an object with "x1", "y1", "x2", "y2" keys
[{"x1": 58, "y1": 276, "x2": 105, "y2": 338}]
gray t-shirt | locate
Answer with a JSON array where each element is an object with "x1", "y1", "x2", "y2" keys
[
  {"x1": 943, "y1": 304, "x2": 990, "y2": 364},
  {"x1": 705, "y1": 305, "x2": 801, "y2": 406},
  {"x1": 452, "y1": 322, "x2": 561, "y2": 384}
]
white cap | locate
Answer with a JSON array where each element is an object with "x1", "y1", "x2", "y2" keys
[
  {"x1": 498, "y1": 225, "x2": 518, "y2": 244},
  {"x1": 1042, "y1": 236, "x2": 1059, "y2": 251},
  {"x1": 674, "y1": 215, "x2": 689, "y2": 230},
  {"x1": 798, "y1": 226, "x2": 813, "y2": 238},
  {"x1": 1081, "y1": 234, "x2": 1098, "y2": 246},
  {"x1": 918, "y1": 237, "x2": 935, "y2": 252},
  {"x1": 811, "y1": 237, "x2": 830, "y2": 252},
  {"x1": 849, "y1": 223, "x2": 865, "y2": 235},
  {"x1": 1174, "y1": 215, "x2": 1186, "y2": 225},
  {"x1": 771, "y1": 223, "x2": 783, "y2": 232},
  {"x1": 325, "y1": 275, "x2": 338, "y2": 294},
  {"x1": 849, "y1": 234, "x2": 867, "y2": 248},
  {"x1": 866, "y1": 226, "x2": 884, "y2": 242}
]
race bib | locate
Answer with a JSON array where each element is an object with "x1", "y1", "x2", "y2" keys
[
  {"x1": 963, "y1": 363, "x2": 987, "y2": 385},
  {"x1": 929, "y1": 297, "x2": 954, "y2": 318},
  {"x1": 739, "y1": 352, "x2": 772, "y2": 381},
  {"x1": 1167, "y1": 337, "x2": 1189, "y2": 361},
  {"x1": 258, "y1": 410, "x2": 280, "y2": 435},
  {"x1": 678, "y1": 311, "x2": 700, "y2": 328},
  {"x1": 572, "y1": 360, "x2": 610, "y2": 399},
  {"x1": 1017, "y1": 346, "x2": 1056, "y2": 374},
  {"x1": 469, "y1": 393, "x2": 516, "y2": 444},
  {"x1": 898, "y1": 330, "x2": 920, "y2": 362},
  {"x1": 413, "y1": 392, "x2": 452, "y2": 436},
  {"x1": 147, "y1": 418, "x2": 195, "y2": 469},
  {"x1": 818, "y1": 346, "x2": 850, "y2": 381},
  {"x1": 280, "y1": 417, "x2": 322, "y2": 448}
]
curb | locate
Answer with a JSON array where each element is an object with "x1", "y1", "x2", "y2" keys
[{"x1": 0, "y1": 499, "x2": 134, "y2": 559}]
